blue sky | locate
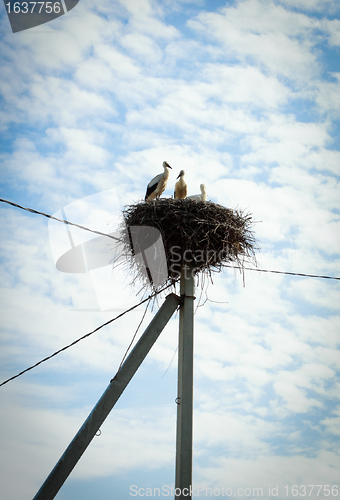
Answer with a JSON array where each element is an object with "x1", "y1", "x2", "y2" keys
[{"x1": 0, "y1": 0, "x2": 340, "y2": 499}]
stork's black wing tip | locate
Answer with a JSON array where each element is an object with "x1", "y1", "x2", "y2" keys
[{"x1": 145, "y1": 184, "x2": 156, "y2": 200}]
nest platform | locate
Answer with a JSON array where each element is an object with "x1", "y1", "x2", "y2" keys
[{"x1": 121, "y1": 198, "x2": 258, "y2": 290}]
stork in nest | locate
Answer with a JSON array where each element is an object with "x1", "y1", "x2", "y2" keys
[
  {"x1": 187, "y1": 184, "x2": 207, "y2": 202},
  {"x1": 174, "y1": 170, "x2": 187, "y2": 199},
  {"x1": 145, "y1": 161, "x2": 172, "y2": 201}
]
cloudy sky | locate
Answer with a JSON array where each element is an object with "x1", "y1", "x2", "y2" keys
[{"x1": 0, "y1": 0, "x2": 340, "y2": 499}]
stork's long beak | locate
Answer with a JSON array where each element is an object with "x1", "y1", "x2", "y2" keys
[{"x1": 164, "y1": 161, "x2": 172, "y2": 169}]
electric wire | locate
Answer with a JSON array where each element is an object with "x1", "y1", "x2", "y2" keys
[
  {"x1": 0, "y1": 198, "x2": 339, "y2": 386},
  {"x1": 161, "y1": 347, "x2": 178, "y2": 379},
  {"x1": 1, "y1": 197, "x2": 339, "y2": 281},
  {"x1": 224, "y1": 265, "x2": 340, "y2": 280},
  {"x1": 0, "y1": 198, "x2": 122, "y2": 242},
  {"x1": 116, "y1": 297, "x2": 151, "y2": 374},
  {"x1": 0, "y1": 282, "x2": 176, "y2": 388}
]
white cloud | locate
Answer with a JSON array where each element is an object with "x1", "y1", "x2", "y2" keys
[
  {"x1": 321, "y1": 406, "x2": 340, "y2": 436},
  {"x1": 279, "y1": 0, "x2": 336, "y2": 12},
  {"x1": 194, "y1": 410, "x2": 278, "y2": 455},
  {"x1": 77, "y1": 43, "x2": 141, "y2": 86},
  {"x1": 0, "y1": 390, "x2": 177, "y2": 499},
  {"x1": 202, "y1": 64, "x2": 290, "y2": 108},
  {"x1": 189, "y1": 0, "x2": 320, "y2": 81},
  {"x1": 273, "y1": 368, "x2": 328, "y2": 414},
  {"x1": 323, "y1": 18, "x2": 340, "y2": 46},
  {"x1": 117, "y1": 0, "x2": 180, "y2": 39},
  {"x1": 316, "y1": 74, "x2": 340, "y2": 115},
  {"x1": 120, "y1": 32, "x2": 163, "y2": 63},
  {"x1": 0, "y1": 0, "x2": 339, "y2": 498},
  {"x1": 196, "y1": 452, "x2": 340, "y2": 497},
  {"x1": 50, "y1": 126, "x2": 110, "y2": 166}
]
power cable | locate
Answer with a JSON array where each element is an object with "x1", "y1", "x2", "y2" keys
[
  {"x1": 161, "y1": 346, "x2": 178, "y2": 379},
  {"x1": 1, "y1": 197, "x2": 339, "y2": 281},
  {"x1": 116, "y1": 297, "x2": 151, "y2": 374},
  {"x1": 224, "y1": 265, "x2": 340, "y2": 280},
  {"x1": 0, "y1": 198, "x2": 122, "y2": 242},
  {"x1": 0, "y1": 282, "x2": 177, "y2": 388},
  {"x1": 0, "y1": 198, "x2": 339, "y2": 386}
]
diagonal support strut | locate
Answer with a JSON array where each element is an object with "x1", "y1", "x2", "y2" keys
[{"x1": 33, "y1": 292, "x2": 180, "y2": 500}]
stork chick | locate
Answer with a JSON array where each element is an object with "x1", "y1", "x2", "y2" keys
[
  {"x1": 145, "y1": 161, "x2": 172, "y2": 201},
  {"x1": 174, "y1": 170, "x2": 187, "y2": 199},
  {"x1": 187, "y1": 184, "x2": 207, "y2": 202}
]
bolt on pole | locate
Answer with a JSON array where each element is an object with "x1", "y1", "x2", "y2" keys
[{"x1": 175, "y1": 266, "x2": 195, "y2": 500}]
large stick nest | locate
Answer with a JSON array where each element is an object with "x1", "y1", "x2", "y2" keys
[{"x1": 120, "y1": 198, "x2": 259, "y2": 292}]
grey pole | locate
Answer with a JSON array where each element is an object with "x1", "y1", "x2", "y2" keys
[
  {"x1": 33, "y1": 292, "x2": 180, "y2": 500},
  {"x1": 175, "y1": 267, "x2": 195, "y2": 500}
]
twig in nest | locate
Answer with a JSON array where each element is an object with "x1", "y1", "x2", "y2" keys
[{"x1": 120, "y1": 198, "x2": 259, "y2": 293}]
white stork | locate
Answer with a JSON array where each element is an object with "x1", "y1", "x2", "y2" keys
[
  {"x1": 187, "y1": 184, "x2": 207, "y2": 202},
  {"x1": 174, "y1": 170, "x2": 187, "y2": 199},
  {"x1": 145, "y1": 161, "x2": 172, "y2": 201}
]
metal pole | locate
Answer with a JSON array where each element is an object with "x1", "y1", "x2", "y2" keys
[
  {"x1": 175, "y1": 267, "x2": 195, "y2": 499},
  {"x1": 33, "y1": 292, "x2": 180, "y2": 500}
]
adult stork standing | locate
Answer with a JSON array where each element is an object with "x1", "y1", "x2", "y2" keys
[
  {"x1": 187, "y1": 184, "x2": 207, "y2": 202},
  {"x1": 145, "y1": 161, "x2": 172, "y2": 201},
  {"x1": 174, "y1": 170, "x2": 187, "y2": 199}
]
